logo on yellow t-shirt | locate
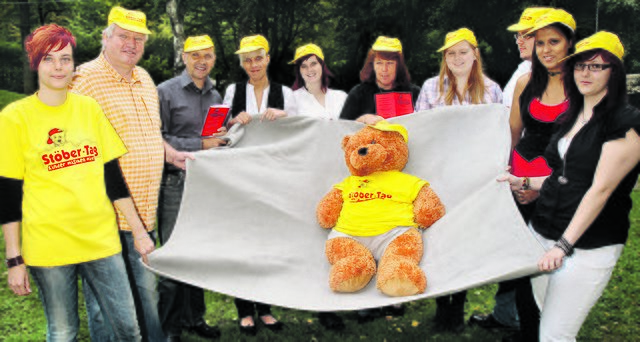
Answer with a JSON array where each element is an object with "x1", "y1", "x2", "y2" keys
[
  {"x1": 347, "y1": 179, "x2": 394, "y2": 203},
  {"x1": 41, "y1": 127, "x2": 99, "y2": 171}
]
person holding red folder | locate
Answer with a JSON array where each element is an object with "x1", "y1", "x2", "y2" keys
[
  {"x1": 157, "y1": 34, "x2": 225, "y2": 341},
  {"x1": 339, "y1": 36, "x2": 421, "y2": 125}
]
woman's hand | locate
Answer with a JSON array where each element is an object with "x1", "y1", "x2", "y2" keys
[
  {"x1": 514, "y1": 189, "x2": 539, "y2": 205},
  {"x1": 229, "y1": 111, "x2": 252, "y2": 125},
  {"x1": 538, "y1": 247, "x2": 566, "y2": 272},
  {"x1": 8, "y1": 264, "x2": 31, "y2": 296},
  {"x1": 355, "y1": 114, "x2": 384, "y2": 125},
  {"x1": 133, "y1": 232, "x2": 155, "y2": 264},
  {"x1": 261, "y1": 108, "x2": 287, "y2": 121},
  {"x1": 496, "y1": 173, "x2": 523, "y2": 191}
]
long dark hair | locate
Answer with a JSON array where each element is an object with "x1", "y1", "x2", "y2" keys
[
  {"x1": 528, "y1": 23, "x2": 575, "y2": 99},
  {"x1": 292, "y1": 54, "x2": 333, "y2": 92},
  {"x1": 359, "y1": 50, "x2": 411, "y2": 88},
  {"x1": 556, "y1": 49, "x2": 627, "y2": 136}
]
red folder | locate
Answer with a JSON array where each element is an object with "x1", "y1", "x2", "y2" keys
[
  {"x1": 201, "y1": 105, "x2": 230, "y2": 136},
  {"x1": 375, "y1": 92, "x2": 414, "y2": 119}
]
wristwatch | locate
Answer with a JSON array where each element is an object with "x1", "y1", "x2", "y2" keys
[{"x1": 5, "y1": 255, "x2": 24, "y2": 268}]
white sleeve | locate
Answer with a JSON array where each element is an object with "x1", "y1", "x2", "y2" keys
[
  {"x1": 223, "y1": 84, "x2": 237, "y2": 109},
  {"x1": 283, "y1": 86, "x2": 298, "y2": 116}
]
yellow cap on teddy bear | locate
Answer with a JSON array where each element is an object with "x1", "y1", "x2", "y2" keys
[{"x1": 369, "y1": 121, "x2": 408, "y2": 142}]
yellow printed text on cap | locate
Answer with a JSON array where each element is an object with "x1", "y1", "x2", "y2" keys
[
  {"x1": 372, "y1": 36, "x2": 403, "y2": 53},
  {"x1": 290, "y1": 43, "x2": 325, "y2": 64},
  {"x1": 235, "y1": 35, "x2": 269, "y2": 54},
  {"x1": 108, "y1": 6, "x2": 151, "y2": 35},
  {"x1": 184, "y1": 35, "x2": 214, "y2": 53},
  {"x1": 526, "y1": 9, "x2": 576, "y2": 35},
  {"x1": 507, "y1": 7, "x2": 553, "y2": 32},
  {"x1": 437, "y1": 28, "x2": 477, "y2": 52}
]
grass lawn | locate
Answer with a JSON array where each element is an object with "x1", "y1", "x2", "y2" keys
[
  {"x1": 1, "y1": 192, "x2": 638, "y2": 340},
  {"x1": 0, "y1": 89, "x2": 26, "y2": 110}
]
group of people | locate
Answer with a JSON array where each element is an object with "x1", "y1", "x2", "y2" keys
[{"x1": 1, "y1": 4, "x2": 639, "y2": 342}]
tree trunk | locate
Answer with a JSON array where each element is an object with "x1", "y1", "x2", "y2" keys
[
  {"x1": 166, "y1": 0, "x2": 185, "y2": 76},
  {"x1": 19, "y1": 0, "x2": 34, "y2": 94}
]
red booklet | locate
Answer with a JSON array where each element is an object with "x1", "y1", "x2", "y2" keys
[
  {"x1": 375, "y1": 92, "x2": 414, "y2": 119},
  {"x1": 201, "y1": 105, "x2": 230, "y2": 136}
]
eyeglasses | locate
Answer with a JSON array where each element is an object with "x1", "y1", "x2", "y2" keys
[
  {"x1": 514, "y1": 33, "x2": 534, "y2": 41},
  {"x1": 574, "y1": 63, "x2": 612, "y2": 72}
]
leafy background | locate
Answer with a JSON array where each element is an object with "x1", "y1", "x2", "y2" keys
[{"x1": 1, "y1": 0, "x2": 640, "y2": 96}]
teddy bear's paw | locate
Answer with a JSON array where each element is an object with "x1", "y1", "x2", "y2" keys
[
  {"x1": 329, "y1": 256, "x2": 376, "y2": 293},
  {"x1": 376, "y1": 258, "x2": 426, "y2": 297}
]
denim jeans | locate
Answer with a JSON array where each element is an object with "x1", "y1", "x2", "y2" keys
[
  {"x1": 84, "y1": 231, "x2": 165, "y2": 342},
  {"x1": 157, "y1": 171, "x2": 207, "y2": 337},
  {"x1": 492, "y1": 280, "x2": 520, "y2": 328},
  {"x1": 30, "y1": 253, "x2": 141, "y2": 342}
]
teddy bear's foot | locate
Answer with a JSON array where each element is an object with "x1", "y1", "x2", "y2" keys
[
  {"x1": 376, "y1": 257, "x2": 427, "y2": 297},
  {"x1": 329, "y1": 256, "x2": 376, "y2": 292}
]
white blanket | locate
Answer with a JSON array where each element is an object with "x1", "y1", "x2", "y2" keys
[{"x1": 146, "y1": 104, "x2": 545, "y2": 311}]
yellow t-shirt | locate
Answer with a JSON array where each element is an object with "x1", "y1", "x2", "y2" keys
[
  {"x1": 0, "y1": 93, "x2": 128, "y2": 266},
  {"x1": 334, "y1": 171, "x2": 428, "y2": 236}
]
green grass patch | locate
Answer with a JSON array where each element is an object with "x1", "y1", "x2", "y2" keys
[
  {"x1": 0, "y1": 90, "x2": 26, "y2": 111},
  {"x1": 1, "y1": 192, "x2": 639, "y2": 341}
]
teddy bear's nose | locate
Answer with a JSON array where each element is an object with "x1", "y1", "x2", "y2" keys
[{"x1": 358, "y1": 147, "x2": 368, "y2": 156}]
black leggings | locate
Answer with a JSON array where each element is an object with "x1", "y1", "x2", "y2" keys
[
  {"x1": 514, "y1": 200, "x2": 540, "y2": 341},
  {"x1": 234, "y1": 298, "x2": 272, "y2": 318}
]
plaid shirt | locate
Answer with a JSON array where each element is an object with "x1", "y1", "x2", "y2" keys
[
  {"x1": 415, "y1": 75, "x2": 503, "y2": 111},
  {"x1": 71, "y1": 53, "x2": 164, "y2": 232}
]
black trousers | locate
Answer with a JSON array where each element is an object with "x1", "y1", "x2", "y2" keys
[
  {"x1": 514, "y1": 200, "x2": 540, "y2": 341},
  {"x1": 157, "y1": 172, "x2": 207, "y2": 336},
  {"x1": 234, "y1": 298, "x2": 272, "y2": 318}
]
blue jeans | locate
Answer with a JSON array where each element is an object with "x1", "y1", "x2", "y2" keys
[
  {"x1": 84, "y1": 231, "x2": 165, "y2": 342},
  {"x1": 30, "y1": 253, "x2": 141, "y2": 342},
  {"x1": 157, "y1": 172, "x2": 207, "y2": 337},
  {"x1": 492, "y1": 281, "x2": 520, "y2": 328}
]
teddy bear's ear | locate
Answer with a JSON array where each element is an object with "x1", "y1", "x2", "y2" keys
[{"x1": 341, "y1": 135, "x2": 351, "y2": 151}]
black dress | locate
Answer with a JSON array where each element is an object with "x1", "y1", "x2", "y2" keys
[{"x1": 512, "y1": 86, "x2": 569, "y2": 341}]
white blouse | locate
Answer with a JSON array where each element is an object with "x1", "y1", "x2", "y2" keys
[{"x1": 293, "y1": 88, "x2": 347, "y2": 120}]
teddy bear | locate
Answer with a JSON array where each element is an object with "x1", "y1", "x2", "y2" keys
[{"x1": 316, "y1": 121, "x2": 446, "y2": 297}]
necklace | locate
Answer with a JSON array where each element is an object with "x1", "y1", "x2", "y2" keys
[{"x1": 548, "y1": 71, "x2": 562, "y2": 77}]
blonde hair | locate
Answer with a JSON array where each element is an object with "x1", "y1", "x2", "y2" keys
[{"x1": 437, "y1": 47, "x2": 486, "y2": 105}]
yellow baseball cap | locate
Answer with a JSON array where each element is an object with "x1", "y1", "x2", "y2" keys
[
  {"x1": 235, "y1": 35, "x2": 269, "y2": 54},
  {"x1": 108, "y1": 6, "x2": 151, "y2": 35},
  {"x1": 184, "y1": 35, "x2": 214, "y2": 53},
  {"x1": 561, "y1": 31, "x2": 625, "y2": 62},
  {"x1": 437, "y1": 28, "x2": 477, "y2": 52},
  {"x1": 526, "y1": 9, "x2": 576, "y2": 34},
  {"x1": 369, "y1": 120, "x2": 408, "y2": 142},
  {"x1": 372, "y1": 36, "x2": 403, "y2": 53},
  {"x1": 507, "y1": 7, "x2": 553, "y2": 32},
  {"x1": 290, "y1": 43, "x2": 324, "y2": 64}
]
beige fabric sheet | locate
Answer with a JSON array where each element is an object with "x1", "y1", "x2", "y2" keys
[{"x1": 146, "y1": 104, "x2": 545, "y2": 311}]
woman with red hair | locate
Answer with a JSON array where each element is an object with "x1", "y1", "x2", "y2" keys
[{"x1": 0, "y1": 24, "x2": 151, "y2": 341}]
